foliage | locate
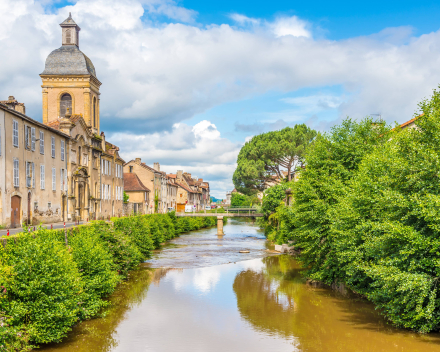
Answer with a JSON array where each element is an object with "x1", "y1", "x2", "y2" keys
[
  {"x1": 66, "y1": 228, "x2": 120, "y2": 319},
  {"x1": 123, "y1": 191, "x2": 129, "y2": 203},
  {"x1": 0, "y1": 231, "x2": 83, "y2": 344},
  {"x1": 233, "y1": 124, "x2": 317, "y2": 195},
  {"x1": 265, "y1": 102, "x2": 440, "y2": 332},
  {"x1": 231, "y1": 193, "x2": 262, "y2": 207},
  {"x1": 113, "y1": 216, "x2": 155, "y2": 258}
]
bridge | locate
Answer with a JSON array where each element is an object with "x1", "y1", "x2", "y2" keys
[{"x1": 176, "y1": 207, "x2": 264, "y2": 235}]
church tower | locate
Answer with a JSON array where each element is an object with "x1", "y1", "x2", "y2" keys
[{"x1": 40, "y1": 13, "x2": 101, "y2": 133}]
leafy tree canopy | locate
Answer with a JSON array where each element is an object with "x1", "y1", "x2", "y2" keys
[{"x1": 233, "y1": 124, "x2": 317, "y2": 195}]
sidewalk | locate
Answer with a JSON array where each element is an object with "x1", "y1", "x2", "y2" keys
[{"x1": 0, "y1": 220, "x2": 85, "y2": 237}]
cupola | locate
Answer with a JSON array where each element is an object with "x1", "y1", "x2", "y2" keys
[{"x1": 60, "y1": 12, "x2": 80, "y2": 47}]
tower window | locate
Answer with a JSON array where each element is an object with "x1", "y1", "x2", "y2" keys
[
  {"x1": 66, "y1": 29, "x2": 71, "y2": 44},
  {"x1": 60, "y1": 93, "x2": 72, "y2": 118}
]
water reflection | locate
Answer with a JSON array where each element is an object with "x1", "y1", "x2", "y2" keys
[
  {"x1": 37, "y1": 223, "x2": 440, "y2": 352},
  {"x1": 234, "y1": 256, "x2": 440, "y2": 352}
]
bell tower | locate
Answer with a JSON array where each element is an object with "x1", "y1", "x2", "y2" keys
[
  {"x1": 61, "y1": 13, "x2": 80, "y2": 46},
  {"x1": 40, "y1": 13, "x2": 101, "y2": 134}
]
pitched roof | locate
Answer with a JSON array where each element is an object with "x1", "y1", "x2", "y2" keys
[
  {"x1": 124, "y1": 173, "x2": 150, "y2": 192},
  {"x1": 176, "y1": 182, "x2": 197, "y2": 194},
  {"x1": 167, "y1": 174, "x2": 176, "y2": 178}
]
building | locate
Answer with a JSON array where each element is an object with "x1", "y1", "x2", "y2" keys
[
  {"x1": 123, "y1": 172, "x2": 150, "y2": 214},
  {"x1": 0, "y1": 13, "x2": 125, "y2": 227},
  {"x1": 166, "y1": 174, "x2": 178, "y2": 211},
  {"x1": 0, "y1": 101, "x2": 70, "y2": 227}
]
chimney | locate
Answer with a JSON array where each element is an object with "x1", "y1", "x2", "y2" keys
[
  {"x1": 135, "y1": 158, "x2": 141, "y2": 165},
  {"x1": 198, "y1": 178, "x2": 203, "y2": 182},
  {"x1": 153, "y1": 162, "x2": 160, "y2": 171},
  {"x1": 177, "y1": 170, "x2": 183, "y2": 181},
  {"x1": 2, "y1": 96, "x2": 26, "y2": 114}
]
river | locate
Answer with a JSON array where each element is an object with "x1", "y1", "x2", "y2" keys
[{"x1": 38, "y1": 218, "x2": 440, "y2": 352}]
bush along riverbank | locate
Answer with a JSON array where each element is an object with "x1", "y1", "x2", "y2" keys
[
  {"x1": 258, "y1": 90, "x2": 440, "y2": 333},
  {"x1": 0, "y1": 213, "x2": 217, "y2": 351}
]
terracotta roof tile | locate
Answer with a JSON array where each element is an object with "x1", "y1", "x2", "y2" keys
[{"x1": 124, "y1": 173, "x2": 150, "y2": 192}]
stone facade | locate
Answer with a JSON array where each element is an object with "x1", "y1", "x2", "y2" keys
[{"x1": 0, "y1": 14, "x2": 125, "y2": 228}]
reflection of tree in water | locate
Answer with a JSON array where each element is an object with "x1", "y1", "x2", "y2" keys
[
  {"x1": 40, "y1": 265, "x2": 161, "y2": 352},
  {"x1": 234, "y1": 256, "x2": 440, "y2": 352},
  {"x1": 233, "y1": 256, "x2": 304, "y2": 338}
]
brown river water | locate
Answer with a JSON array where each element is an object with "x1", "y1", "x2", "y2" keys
[{"x1": 38, "y1": 218, "x2": 440, "y2": 352}]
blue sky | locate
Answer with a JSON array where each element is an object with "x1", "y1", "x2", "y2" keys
[{"x1": 2, "y1": 0, "x2": 440, "y2": 197}]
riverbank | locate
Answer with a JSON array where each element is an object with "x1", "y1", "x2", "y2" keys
[{"x1": 0, "y1": 213, "x2": 218, "y2": 351}]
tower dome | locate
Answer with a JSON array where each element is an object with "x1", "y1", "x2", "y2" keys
[{"x1": 41, "y1": 45, "x2": 97, "y2": 77}]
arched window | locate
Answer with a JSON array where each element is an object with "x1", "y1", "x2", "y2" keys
[
  {"x1": 66, "y1": 29, "x2": 71, "y2": 44},
  {"x1": 93, "y1": 97, "x2": 97, "y2": 127},
  {"x1": 60, "y1": 93, "x2": 72, "y2": 118}
]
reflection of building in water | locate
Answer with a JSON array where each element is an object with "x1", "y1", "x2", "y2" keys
[{"x1": 152, "y1": 268, "x2": 183, "y2": 286}]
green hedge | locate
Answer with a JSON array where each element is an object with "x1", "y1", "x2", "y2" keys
[{"x1": 0, "y1": 212, "x2": 217, "y2": 350}]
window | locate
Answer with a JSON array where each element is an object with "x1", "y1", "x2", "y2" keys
[
  {"x1": 13, "y1": 120, "x2": 18, "y2": 147},
  {"x1": 64, "y1": 170, "x2": 67, "y2": 191},
  {"x1": 32, "y1": 162, "x2": 35, "y2": 188},
  {"x1": 66, "y1": 29, "x2": 71, "y2": 44},
  {"x1": 60, "y1": 169, "x2": 64, "y2": 191},
  {"x1": 31, "y1": 127, "x2": 36, "y2": 151},
  {"x1": 129, "y1": 166, "x2": 133, "y2": 173},
  {"x1": 26, "y1": 162, "x2": 31, "y2": 188},
  {"x1": 48, "y1": 202, "x2": 51, "y2": 209},
  {"x1": 25, "y1": 126, "x2": 31, "y2": 149},
  {"x1": 52, "y1": 168, "x2": 56, "y2": 191},
  {"x1": 40, "y1": 165, "x2": 45, "y2": 190},
  {"x1": 61, "y1": 140, "x2": 65, "y2": 161},
  {"x1": 102, "y1": 184, "x2": 104, "y2": 199},
  {"x1": 101, "y1": 159, "x2": 104, "y2": 174},
  {"x1": 39, "y1": 131, "x2": 44, "y2": 154},
  {"x1": 51, "y1": 137, "x2": 55, "y2": 158},
  {"x1": 0, "y1": 123, "x2": 2, "y2": 156},
  {"x1": 109, "y1": 184, "x2": 111, "y2": 199},
  {"x1": 13, "y1": 158, "x2": 19, "y2": 187},
  {"x1": 60, "y1": 93, "x2": 72, "y2": 118},
  {"x1": 83, "y1": 154, "x2": 88, "y2": 166}
]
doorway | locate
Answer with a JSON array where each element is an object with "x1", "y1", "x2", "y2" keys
[{"x1": 10, "y1": 195, "x2": 21, "y2": 228}]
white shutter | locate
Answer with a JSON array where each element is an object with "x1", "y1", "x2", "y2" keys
[
  {"x1": 0, "y1": 123, "x2": 2, "y2": 156},
  {"x1": 40, "y1": 131, "x2": 44, "y2": 154},
  {"x1": 60, "y1": 169, "x2": 63, "y2": 191},
  {"x1": 26, "y1": 162, "x2": 31, "y2": 188},
  {"x1": 61, "y1": 140, "x2": 65, "y2": 161},
  {"x1": 40, "y1": 165, "x2": 45, "y2": 190},
  {"x1": 102, "y1": 184, "x2": 104, "y2": 199},
  {"x1": 101, "y1": 159, "x2": 104, "y2": 174},
  {"x1": 13, "y1": 120, "x2": 18, "y2": 147},
  {"x1": 52, "y1": 168, "x2": 56, "y2": 191},
  {"x1": 65, "y1": 170, "x2": 68, "y2": 191},
  {"x1": 13, "y1": 158, "x2": 19, "y2": 186},
  {"x1": 51, "y1": 137, "x2": 55, "y2": 158},
  {"x1": 31, "y1": 128, "x2": 36, "y2": 151}
]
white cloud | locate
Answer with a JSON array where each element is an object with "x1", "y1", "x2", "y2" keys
[
  {"x1": 270, "y1": 16, "x2": 311, "y2": 38},
  {"x1": 108, "y1": 121, "x2": 241, "y2": 198},
  {"x1": 2, "y1": 0, "x2": 440, "y2": 196}
]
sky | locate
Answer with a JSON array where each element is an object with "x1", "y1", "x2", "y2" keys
[{"x1": 2, "y1": 0, "x2": 440, "y2": 198}]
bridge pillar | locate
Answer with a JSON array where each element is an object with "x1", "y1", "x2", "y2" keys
[{"x1": 217, "y1": 216, "x2": 224, "y2": 236}]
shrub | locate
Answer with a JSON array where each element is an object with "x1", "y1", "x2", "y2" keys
[
  {"x1": 113, "y1": 216, "x2": 154, "y2": 258},
  {"x1": 0, "y1": 231, "x2": 83, "y2": 344},
  {"x1": 89, "y1": 221, "x2": 142, "y2": 278},
  {"x1": 67, "y1": 227, "x2": 120, "y2": 319}
]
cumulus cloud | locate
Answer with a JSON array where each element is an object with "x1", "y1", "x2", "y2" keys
[
  {"x1": 2, "y1": 0, "x2": 440, "y2": 196},
  {"x1": 109, "y1": 120, "x2": 241, "y2": 198}
]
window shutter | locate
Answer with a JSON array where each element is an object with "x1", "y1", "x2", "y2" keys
[
  {"x1": 65, "y1": 170, "x2": 68, "y2": 191},
  {"x1": 51, "y1": 137, "x2": 55, "y2": 158},
  {"x1": 31, "y1": 128, "x2": 36, "y2": 151},
  {"x1": 0, "y1": 124, "x2": 2, "y2": 156},
  {"x1": 40, "y1": 165, "x2": 45, "y2": 190},
  {"x1": 61, "y1": 141, "x2": 65, "y2": 161},
  {"x1": 52, "y1": 168, "x2": 56, "y2": 191},
  {"x1": 32, "y1": 163, "x2": 35, "y2": 188},
  {"x1": 26, "y1": 162, "x2": 30, "y2": 187},
  {"x1": 13, "y1": 120, "x2": 18, "y2": 147},
  {"x1": 13, "y1": 159, "x2": 19, "y2": 187},
  {"x1": 40, "y1": 131, "x2": 44, "y2": 154}
]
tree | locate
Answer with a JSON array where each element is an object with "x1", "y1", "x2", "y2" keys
[
  {"x1": 233, "y1": 124, "x2": 316, "y2": 195},
  {"x1": 231, "y1": 193, "x2": 249, "y2": 207}
]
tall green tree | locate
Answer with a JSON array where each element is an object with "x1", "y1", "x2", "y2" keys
[{"x1": 233, "y1": 124, "x2": 316, "y2": 195}]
